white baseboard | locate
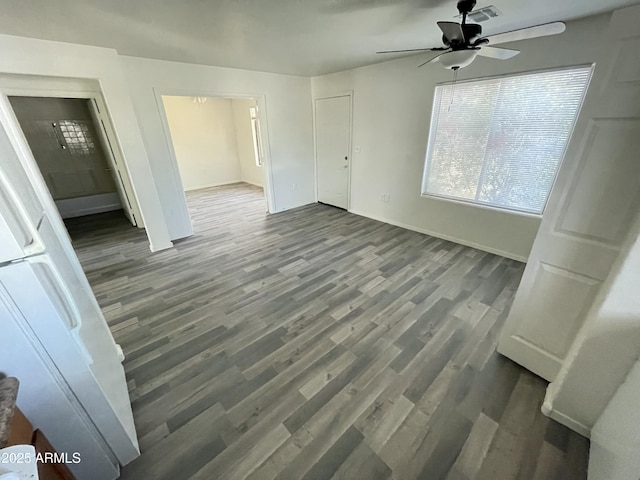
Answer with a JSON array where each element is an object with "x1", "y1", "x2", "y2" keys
[
  {"x1": 149, "y1": 240, "x2": 174, "y2": 252},
  {"x1": 185, "y1": 180, "x2": 263, "y2": 191},
  {"x1": 183, "y1": 179, "x2": 243, "y2": 191},
  {"x1": 348, "y1": 208, "x2": 528, "y2": 263},
  {"x1": 56, "y1": 193, "x2": 122, "y2": 219},
  {"x1": 240, "y1": 179, "x2": 264, "y2": 188},
  {"x1": 542, "y1": 400, "x2": 591, "y2": 437}
]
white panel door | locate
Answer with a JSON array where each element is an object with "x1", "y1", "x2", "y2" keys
[
  {"x1": 498, "y1": 5, "x2": 640, "y2": 381},
  {"x1": 88, "y1": 98, "x2": 139, "y2": 227},
  {"x1": 315, "y1": 95, "x2": 351, "y2": 209}
]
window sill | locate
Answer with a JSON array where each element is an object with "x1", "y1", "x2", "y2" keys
[{"x1": 420, "y1": 193, "x2": 544, "y2": 219}]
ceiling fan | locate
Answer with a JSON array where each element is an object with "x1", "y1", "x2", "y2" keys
[{"x1": 377, "y1": 0, "x2": 566, "y2": 70}]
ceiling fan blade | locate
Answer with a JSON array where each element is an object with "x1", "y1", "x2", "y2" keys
[
  {"x1": 477, "y1": 46, "x2": 520, "y2": 60},
  {"x1": 437, "y1": 21, "x2": 465, "y2": 43},
  {"x1": 485, "y1": 22, "x2": 566, "y2": 46},
  {"x1": 417, "y1": 51, "x2": 449, "y2": 68},
  {"x1": 376, "y1": 47, "x2": 447, "y2": 54}
]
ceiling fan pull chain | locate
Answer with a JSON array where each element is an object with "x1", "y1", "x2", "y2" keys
[{"x1": 448, "y1": 67, "x2": 459, "y2": 112}]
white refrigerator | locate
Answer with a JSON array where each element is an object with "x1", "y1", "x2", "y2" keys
[{"x1": 0, "y1": 97, "x2": 139, "y2": 480}]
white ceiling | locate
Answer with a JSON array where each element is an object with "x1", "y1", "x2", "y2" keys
[{"x1": 0, "y1": 0, "x2": 637, "y2": 76}]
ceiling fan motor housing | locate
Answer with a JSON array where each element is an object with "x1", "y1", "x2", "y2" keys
[
  {"x1": 462, "y1": 23, "x2": 482, "y2": 42},
  {"x1": 442, "y1": 22, "x2": 482, "y2": 47}
]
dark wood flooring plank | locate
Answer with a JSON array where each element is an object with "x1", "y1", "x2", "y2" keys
[
  {"x1": 301, "y1": 426, "x2": 363, "y2": 480},
  {"x1": 121, "y1": 402, "x2": 227, "y2": 480},
  {"x1": 331, "y1": 441, "x2": 392, "y2": 480},
  {"x1": 417, "y1": 411, "x2": 473, "y2": 480}
]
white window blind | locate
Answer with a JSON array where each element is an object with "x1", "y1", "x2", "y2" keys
[{"x1": 422, "y1": 66, "x2": 592, "y2": 214}]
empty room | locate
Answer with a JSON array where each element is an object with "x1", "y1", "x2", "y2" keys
[
  {"x1": 161, "y1": 94, "x2": 268, "y2": 235},
  {"x1": 0, "y1": 1, "x2": 639, "y2": 480}
]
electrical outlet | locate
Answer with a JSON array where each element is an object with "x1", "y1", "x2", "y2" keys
[
  {"x1": 380, "y1": 194, "x2": 390, "y2": 203},
  {"x1": 354, "y1": 145, "x2": 361, "y2": 153}
]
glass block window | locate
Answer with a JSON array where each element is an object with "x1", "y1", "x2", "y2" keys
[
  {"x1": 58, "y1": 120, "x2": 95, "y2": 156},
  {"x1": 422, "y1": 66, "x2": 592, "y2": 215}
]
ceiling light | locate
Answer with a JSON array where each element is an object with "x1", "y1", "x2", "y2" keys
[{"x1": 438, "y1": 50, "x2": 478, "y2": 70}]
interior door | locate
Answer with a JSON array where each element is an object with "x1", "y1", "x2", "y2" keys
[
  {"x1": 88, "y1": 98, "x2": 138, "y2": 226},
  {"x1": 498, "y1": 5, "x2": 640, "y2": 381},
  {"x1": 315, "y1": 95, "x2": 351, "y2": 209}
]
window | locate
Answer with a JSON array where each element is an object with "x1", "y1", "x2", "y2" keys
[
  {"x1": 422, "y1": 66, "x2": 592, "y2": 215},
  {"x1": 57, "y1": 120, "x2": 96, "y2": 156},
  {"x1": 249, "y1": 106, "x2": 264, "y2": 167}
]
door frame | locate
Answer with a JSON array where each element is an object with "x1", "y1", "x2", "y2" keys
[
  {"x1": 313, "y1": 92, "x2": 354, "y2": 210},
  {"x1": 153, "y1": 88, "x2": 276, "y2": 219},
  {"x1": 0, "y1": 75, "x2": 142, "y2": 228}
]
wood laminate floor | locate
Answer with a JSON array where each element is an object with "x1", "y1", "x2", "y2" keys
[{"x1": 66, "y1": 183, "x2": 589, "y2": 480}]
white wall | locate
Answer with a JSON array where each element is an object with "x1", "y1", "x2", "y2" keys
[
  {"x1": 311, "y1": 13, "x2": 611, "y2": 261},
  {"x1": 0, "y1": 34, "x2": 172, "y2": 251},
  {"x1": 232, "y1": 98, "x2": 264, "y2": 187},
  {"x1": 162, "y1": 96, "x2": 242, "y2": 190},
  {"x1": 120, "y1": 56, "x2": 314, "y2": 240},
  {"x1": 589, "y1": 359, "x2": 640, "y2": 480},
  {"x1": 0, "y1": 34, "x2": 315, "y2": 246}
]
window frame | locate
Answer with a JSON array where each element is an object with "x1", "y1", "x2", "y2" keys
[
  {"x1": 249, "y1": 106, "x2": 264, "y2": 167},
  {"x1": 420, "y1": 64, "x2": 594, "y2": 217}
]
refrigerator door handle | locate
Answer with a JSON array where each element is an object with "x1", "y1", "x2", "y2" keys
[
  {"x1": 29, "y1": 255, "x2": 94, "y2": 365},
  {"x1": 0, "y1": 169, "x2": 45, "y2": 259}
]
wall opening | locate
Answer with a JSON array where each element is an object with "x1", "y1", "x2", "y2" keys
[
  {"x1": 9, "y1": 95, "x2": 141, "y2": 248},
  {"x1": 160, "y1": 95, "x2": 269, "y2": 226}
]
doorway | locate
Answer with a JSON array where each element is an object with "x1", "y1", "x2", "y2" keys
[
  {"x1": 9, "y1": 96, "x2": 137, "y2": 232},
  {"x1": 315, "y1": 94, "x2": 352, "y2": 210},
  {"x1": 160, "y1": 95, "x2": 269, "y2": 223}
]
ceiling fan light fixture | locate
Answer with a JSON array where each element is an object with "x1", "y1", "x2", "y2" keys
[{"x1": 439, "y1": 50, "x2": 478, "y2": 69}]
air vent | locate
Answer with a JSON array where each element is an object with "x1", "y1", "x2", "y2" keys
[{"x1": 456, "y1": 5, "x2": 501, "y2": 22}]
